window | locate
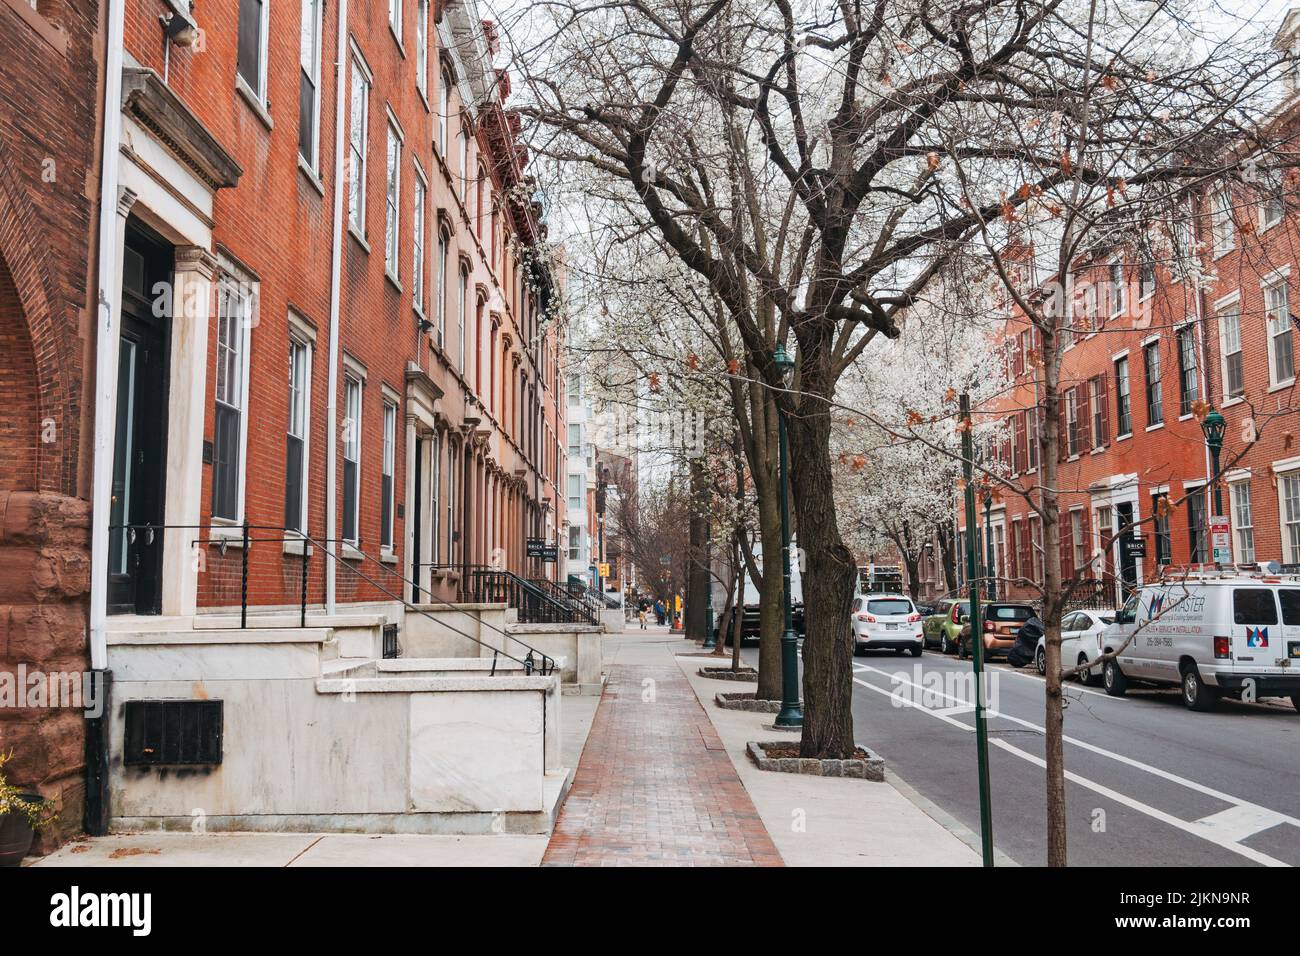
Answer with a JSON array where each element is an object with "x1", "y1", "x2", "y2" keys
[
  {"x1": 1231, "y1": 480, "x2": 1255, "y2": 564},
  {"x1": 476, "y1": 164, "x2": 489, "y2": 240},
  {"x1": 381, "y1": 402, "x2": 396, "y2": 551},
  {"x1": 568, "y1": 525, "x2": 581, "y2": 561},
  {"x1": 1088, "y1": 375, "x2": 1108, "y2": 449},
  {"x1": 284, "y1": 338, "x2": 310, "y2": 532},
  {"x1": 385, "y1": 120, "x2": 402, "y2": 279},
  {"x1": 1066, "y1": 388, "x2": 1079, "y2": 457},
  {"x1": 1211, "y1": 190, "x2": 1234, "y2": 257},
  {"x1": 237, "y1": 0, "x2": 268, "y2": 101},
  {"x1": 430, "y1": 431, "x2": 440, "y2": 564},
  {"x1": 1109, "y1": 259, "x2": 1125, "y2": 318},
  {"x1": 213, "y1": 282, "x2": 250, "y2": 521},
  {"x1": 1176, "y1": 325, "x2": 1198, "y2": 417},
  {"x1": 435, "y1": 232, "x2": 447, "y2": 347},
  {"x1": 446, "y1": 444, "x2": 457, "y2": 561},
  {"x1": 458, "y1": 124, "x2": 469, "y2": 203},
  {"x1": 1143, "y1": 341, "x2": 1162, "y2": 427},
  {"x1": 348, "y1": 55, "x2": 371, "y2": 234},
  {"x1": 1096, "y1": 506, "x2": 1113, "y2": 579},
  {"x1": 1232, "y1": 589, "x2": 1278, "y2": 625},
  {"x1": 568, "y1": 473, "x2": 583, "y2": 511},
  {"x1": 1188, "y1": 491, "x2": 1208, "y2": 564},
  {"x1": 1265, "y1": 278, "x2": 1295, "y2": 386},
  {"x1": 458, "y1": 264, "x2": 468, "y2": 370},
  {"x1": 298, "y1": 0, "x2": 323, "y2": 166},
  {"x1": 1139, "y1": 256, "x2": 1156, "y2": 301},
  {"x1": 1260, "y1": 164, "x2": 1285, "y2": 231},
  {"x1": 1218, "y1": 299, "x2": 1244, "y2": 399},
  {"x1": 437, "y1": 68, "x2": 450, "y2": 156},
  {"x1": 1283, "y1": 473, "x2": 1300, "y2": 564},
  {"x1": 1152, "y1": 494, "x2": 1172, "y2": 566},
  {"x1": 1114, "y1": 356, "x2": 1131, "y2": 436},
  {"x1": 1071, "y1": 511, "x2": 1086, "y2": 574},
  {"x1": 388, "y1": 0, "x2": 402, "y2": 40},
  {"x1": 415, "y1": 0, "x2": 429, "y2": 98},
  {"x1": 1026, "y1": 409, "x2": 1038, "y2": 470},
  {"x1": 1029, "y1": 516, "x2": 1043, "y2": 585},
  {"x1": 567, "y1": 423, "x2": 581, "y2": 457},
  {"x1": 342, "y1": 377, "x2": 361, "y2": 544},
  {"x1": 412, "y1": 171, "x2": 426, "y2": 310}
]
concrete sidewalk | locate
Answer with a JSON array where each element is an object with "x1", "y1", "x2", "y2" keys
[{"x1": 675, "y1": 645, "x2": 983, "y2": 866}]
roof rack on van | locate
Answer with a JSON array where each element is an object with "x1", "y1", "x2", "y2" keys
[{"x1": 1155, "y1": 563, "x2": 1300, "y2": 584}]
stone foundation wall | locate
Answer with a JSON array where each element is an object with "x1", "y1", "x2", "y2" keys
[{"x1": 0, "y1": 491, "x2": 91, "y2": 851}]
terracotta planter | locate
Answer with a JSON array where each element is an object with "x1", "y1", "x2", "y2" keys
[{"x1": 0, "y1": 794, "x2": 42, "y2": 867}]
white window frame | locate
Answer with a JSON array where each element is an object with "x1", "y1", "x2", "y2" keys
[
  {"x1": 435, "y1": 230, "x2": 448, "y2": 348},
  {"x1": 1215, "y1": 292, "x2": 1244, "y2": 403},
  {"x1": 381, "y1": 399, "x2": 397, "y2": 553},
  {"x1": 384, "y1": 112, "x2": 403, "y2": 281},
  {"x1": 437, "y1": 67, "x2": 450, "y2": 158},
  {"x1": 342, "y1": 366, "x2": 365, "y2": 546},
  {"x1": 1229, "y1": 476, "x2": 1255, "y2": 565},
  {"x1": 212, "y1": 267, "x2": 256, "y2": 526},
  {"x1": 1280, "y1": 470, "x2": 1300, "y2": 565},
  {"x1": 237, "y1": 0, "x2": 270, "y2": 104},
  {"x1": 458, "y1": 122, "x2": 469, "y2": 203},
  {"x1": 1211, "y1": 189, "x2": 1235, "y2": 259},
  {"x1": 348, "y1": 47, "x2": 373, "y2": 239},
  {"x1": 298, "y1": 0, "x2": 324, "y2": 169},
  {"x1": 285, "y1": 325, "x2": 314, "y2": 535},
  {"x1": 1108, "y1": 257, "x2": 1125, "y2": 319},
  {"x1": 458, "y1": 262, "x2": 468, "y2": 370},
  {"x1": 412, "y1": 163, "x2": 427, "y2": 314},
  {"x1": 430, "y1": 431, "x2": 441, "y2": 565},
  {"x1": 415, "y1": 0, "x2": 429, "y2": 100},
  {"x1": 388, "y1": 0, "x2": 402, "y2": 44},
  {"x1": 1263, "y1": 269, "x2": 1295, "y2": 389}
]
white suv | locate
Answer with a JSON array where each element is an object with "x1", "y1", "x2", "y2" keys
[
  {"x1": 1101, "y1": 575, "x2": 1300, "y2": 711},
  {"x1": 852, "y1": 594, "x2": 923, "y2": 657}
]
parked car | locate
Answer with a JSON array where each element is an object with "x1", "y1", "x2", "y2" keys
[
  {"x1": 1035, "y1": 609, "x2": 1115, "y2": 684},
  {"x1": 924, "y1": 598, "x2": 973, "y2": 654},
  {"x1": 959, "y1": 602, "x2": 1037, "y2": 660},
  {"x1": 852, "y1": 593, "x2": 923, "y2": 656},
  {"x1": 1101, "y1": 575, "x2": 1300, "y2": 711}
]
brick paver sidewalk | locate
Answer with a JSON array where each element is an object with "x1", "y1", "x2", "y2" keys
[{"x1": 542, "y1": 655, "x2": 783, "y2": 866}]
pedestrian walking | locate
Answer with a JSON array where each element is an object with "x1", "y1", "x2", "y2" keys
[{"x1": 638, "y1": 607, "x2": 647, "y2": 629}]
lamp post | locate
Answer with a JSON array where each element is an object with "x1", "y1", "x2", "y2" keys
[
  {"x1": 982, "y1": 487, "x2": 996, "y2": 601},
  {"x1": 1201, "y1": 408, "x2": 1226, "y2": 517},
  {"x1": 773, "y1": 343, "x2": 803, "y2": 728},
  {"x1": 702, "y1": 519, "x2": 717, "y2": 649}
]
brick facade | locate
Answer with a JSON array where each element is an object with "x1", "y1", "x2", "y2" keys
[{"x1": 0, "y1": 0, "x2": 103, "y2": 848}]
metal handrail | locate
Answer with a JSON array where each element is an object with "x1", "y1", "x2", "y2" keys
[
  {"x1": 106, "y1": 523, "x2": 557, "y2": 676},
  {"x1": 529, "y1": 578, "x2": 599, "y2": 625},
  {"x1": 462, "y1": 566, "x2": 588, "y2": 625}
]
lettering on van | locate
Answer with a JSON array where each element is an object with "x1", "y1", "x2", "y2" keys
[{"x1": 1145, "y1": 591, "x2": 1204, "y2": 620}]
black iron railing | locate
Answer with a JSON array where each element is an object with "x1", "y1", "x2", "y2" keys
[
  {"x1": 459, "y1": 566, "x2": 588, "y2": 625},
  {"x1": 529, "y1": 578, "x2": 599, "y2": 625}
]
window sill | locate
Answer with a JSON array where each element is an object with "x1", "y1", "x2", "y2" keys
[
  {"x1": 1115, "y1": 431, "x2": 1132, "y2": 442},
  {"x1": 390, "y1": 23, "x2": 405, "y2": 54},
  {"x1": 1090, "y1": 446, "x2": 1106, "y2": 455},
  {"x1": 1268, "y1": 378, "x2": 1296, "y2": 395},
  {"x1": 1145, "y1": 422, "x2": 1165, "y2": 433},
  {"x1": 349, "y1": 224, "x2": 371, "y2": 254},
  {"x1": 283, "y1": 538, "x2": 315, "y2": 557},
  {"x1": 209, "y1": 524, "x2": 245, "y2": 548},
  {"x1": 235, "y1": 76, "x2": 273, "y2": 131},
  {"x1": 1222, "y1": 395, "x2": 1245, "y2": 408},
  {"x1": 1178, "y1": 413, "x2": 1194, "y2": 422},
  {"x1": 380, "y1": 549, "x2": 398, "y2": 565},
  {"x1": 298, "y1": 155, "x2": 325, "y2": 197},
  {"x1": 385, "y1": 270, "x2": 402, "y2": 293},
  {"x1": 342, "y1": 543, "x2": 365, "y2": 561}
]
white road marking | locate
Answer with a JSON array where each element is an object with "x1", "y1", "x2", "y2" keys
[
  {"x1": 853, "y1": 665, "x2": 1293, "y2": 866},
  {"x1": 1191, "y1": 805, "x2": 1295, "y2": 844}
]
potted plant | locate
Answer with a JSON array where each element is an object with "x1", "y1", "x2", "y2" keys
[{"x1": 0, "y1": 751, "x2": 56, "y2": 867}]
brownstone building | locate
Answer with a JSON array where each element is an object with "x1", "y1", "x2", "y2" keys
[{"x1": 0, "y1": 0, "x2": 104, "y2": 848}]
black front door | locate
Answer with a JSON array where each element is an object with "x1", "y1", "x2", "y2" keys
[
  {"x1": 107, "y1": 221, "x2": 172, "y2": 615},
  {"x1": 1116, "y1": 501, "x2": 1138, "y2": 599}
]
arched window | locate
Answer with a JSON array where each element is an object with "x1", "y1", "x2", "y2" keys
[
  {"x1": 437, "y1": 68, "x2": 450, "y2": 156},
  {"x1": 476, "y1": 164, "x2": 488, "y2": 241},
  {"x1": 458, "y1": 123, "x2": 469, "y2": 203}
]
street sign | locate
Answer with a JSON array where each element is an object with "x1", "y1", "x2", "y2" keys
[
  {"x1": 597, "y1": 562, "x2": 610, "y2": 578},
  {"x1": 1122, "y1": 535, "x2": 1146, "y2": 559},
  {"x1": 526, "y1": 538, "x2": 558, "y2": 562},
  {"x1": 1210, "y1": 515, "x2": 1232, "y2": 564}
]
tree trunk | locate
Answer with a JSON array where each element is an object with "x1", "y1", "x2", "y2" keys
[
  {"x1": 936, "y1": 519, "x2": 958, "y2": 594},
  {"x1": 713, "y1": 543, "x2": 738, "y2": 657},
  {"x1": 755, "y1": 487, "x2": 784, "y2": 700},
  {"x1": 786, "y1": 395, "x2": 856, "y2": 759},
  {"x1": 686, "y1": 459, "x2": 709, "y2": 640}
]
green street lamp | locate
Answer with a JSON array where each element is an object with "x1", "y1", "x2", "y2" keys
[
  {"x1": 702, "y1": 518, "x2": 717, "y2": 650},
  {"x1": 1201, "y1": 408, "x2": 1226, "y2": 517},
  {"x1": 773, "y1": 343, "x2": 803, "y2": 729}
]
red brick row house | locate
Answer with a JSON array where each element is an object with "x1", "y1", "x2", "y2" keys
[{"x1": 961, "y1": 20, "x2": 1300, "y2": 607}]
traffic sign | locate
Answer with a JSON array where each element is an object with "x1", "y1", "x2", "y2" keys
[{"x1": 1210, "y1": 515, "x2": 1231, "y2": 564}]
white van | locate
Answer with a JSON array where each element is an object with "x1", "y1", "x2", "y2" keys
[{"x1": 1101, "y1": 574, "x2": 1300, "y2": 711}]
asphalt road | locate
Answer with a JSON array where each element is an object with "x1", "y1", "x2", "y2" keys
[{"x1": 745, "y1": 641, "x2": 1300, "y2": 866}]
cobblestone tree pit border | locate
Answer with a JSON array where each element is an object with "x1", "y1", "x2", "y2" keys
[
  {"x1": 747, "y1": 741, "x2": 886, "y2": 781},
  {"x1": 715, "y1": 692, "x2": 781, "y2": 713},
  {"x1": 698, "y1": 666, "x2": 757, "y2": 682}
]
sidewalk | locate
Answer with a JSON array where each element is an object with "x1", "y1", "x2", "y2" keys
[
  {"x1": 677, "y1": 646, "x2": 983, "y2": 866},
  {"x1": 542, "y1": 628, "x2": 783, "y2": 866}
]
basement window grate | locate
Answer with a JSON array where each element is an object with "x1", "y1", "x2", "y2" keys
[
  {"x1": 382, "y1": 623, "x2": 401, "y2": 659},
  {"x1": 123, "y1": 700, "x2": 223, "y2": 766}
]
